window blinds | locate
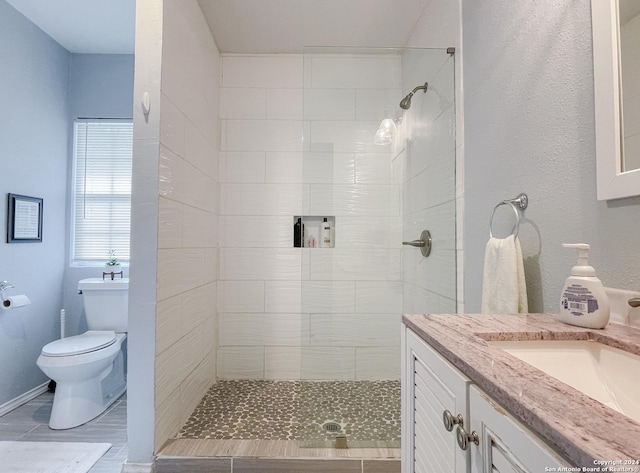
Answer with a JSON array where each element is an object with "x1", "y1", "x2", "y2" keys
[{"x1": 72, "y1": 120, "x2": 133, "y2": 263}]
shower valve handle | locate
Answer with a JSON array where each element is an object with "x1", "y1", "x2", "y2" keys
[{"x1": 402, "y1": 230, "x2": 432, "y2": 257}]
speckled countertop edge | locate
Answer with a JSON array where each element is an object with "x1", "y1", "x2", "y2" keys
[{"x1": 402, "y1": 313, "x2": 640, "y2": 468}]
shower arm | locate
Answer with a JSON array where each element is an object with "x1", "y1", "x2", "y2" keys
[{"x1": 409, "y1": 83, "x2": 428, "y2": 95}]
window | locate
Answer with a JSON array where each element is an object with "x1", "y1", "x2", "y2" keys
[{"x1": 72, "y1": 119, "x2": 133, "y2": 265}]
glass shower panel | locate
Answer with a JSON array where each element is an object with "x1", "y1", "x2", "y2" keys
[
  {"x1": 401, "y1": 48, "x2": 457, "y2": 315},
  {"x1": 298, "y1": 47, "x2": 456, "y2": 448}
]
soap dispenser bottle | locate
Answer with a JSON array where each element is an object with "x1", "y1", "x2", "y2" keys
[{"x1": 559, "y1": 243, "x2": 610, "y2": 329}]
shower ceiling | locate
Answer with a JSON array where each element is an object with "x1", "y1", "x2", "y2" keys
[{"x1": 198, "y1": 0, "x2": 430, "y2": 53}]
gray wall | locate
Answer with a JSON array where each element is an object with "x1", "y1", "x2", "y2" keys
[
  {"x1": 69, "y1": 54, "x2": 135, "y2": 120},
  {"x1": 63, "y1": 54, "x2": 134, "y2": 337},
  {"x1": 0, "y1": 0, "x2": 134, "y2": 406},
  {"x1": 0, "y1": 0, "x2": 69, "y2": 405},
  {"x1": 462, "y1": 0, "x2": 640, "y2": 313}
]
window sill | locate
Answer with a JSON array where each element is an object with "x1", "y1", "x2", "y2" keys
[{"x1": 70, "y1": 262, "x2": 130, "y2": 269}]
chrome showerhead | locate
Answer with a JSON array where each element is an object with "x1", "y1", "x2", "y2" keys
[{"x1": 399, "y1": 82, "x2": 428, "y2": 110}]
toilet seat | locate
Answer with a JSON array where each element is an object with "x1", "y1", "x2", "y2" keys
[{"x1": 41, "y1": 331, "x2": 116, "y2": 357}]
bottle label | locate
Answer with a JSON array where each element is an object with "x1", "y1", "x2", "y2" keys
[
  {"x1": 561, "y1": 284, "x2": 599, "y2": 316},
  {"x1": 321, "y1": 225, "x2": 332, "y2": 247}
]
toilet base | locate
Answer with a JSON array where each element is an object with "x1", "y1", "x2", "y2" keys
[{"x1": 48, "y1": 346, "x2": 126, "y2": 430}]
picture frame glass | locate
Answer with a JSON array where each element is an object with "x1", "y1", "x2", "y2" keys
[{"x1": 7, "y1": 193, "x2": 43, "y2": 243}]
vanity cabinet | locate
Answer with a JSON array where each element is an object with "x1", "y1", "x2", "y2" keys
[
  {"x1": 402, "y1": 325, "x2": 569, "y2": 473},
  {"x1": 402, "y1": 328, "x2": 471, "y2": 473}
]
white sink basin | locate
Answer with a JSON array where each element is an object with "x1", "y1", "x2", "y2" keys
[{"x1": 489, "y1": 340, "x2": 640, "y2": 423}]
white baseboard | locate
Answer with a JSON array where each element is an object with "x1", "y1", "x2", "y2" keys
[
  {"x1": 0, "y1": 381, "x2": 49, "y2": 417},
  {"x1": 121, "y1": 462, "x2": 154, "y2": 473}
]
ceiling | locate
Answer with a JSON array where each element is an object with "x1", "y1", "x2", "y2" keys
[
  {"x1": 6, "y1": 0, "x2": 135, "y2": 54},
  {"x1": 198, "y1": 0, "x2": 429, "y2": 53},
  {"x1": 6, "y1": 0, "x2": 640, "y2": 55},
  {"x1": 6, "y1": 0, "x2": 428, "y2": 55}
]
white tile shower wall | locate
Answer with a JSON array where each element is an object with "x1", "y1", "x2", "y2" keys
[
  {"x1": 265, "y1": 281, "x2": 302, "y2": 313},
  {"x1": 401, "y1": 50, "x2": 457, "y2": 314},
  {"x1": 308, "y1": 314, "x2": 401, "y2": 346},
  {"x1": 221, "y1": 119, "x2": 304, "y2": 152},
  {"x1": 310, "y1": 56, "x2": 402, "y2": 89},
  {"x1": 308, "y1": 184, "x2": 400, "y2": 216},
  {"x1": 355, "y1": 347, "x2": 401, "y2": 380},
  {"x1": 219, "y1": 216, "x2": 292, "y2": 248},
  {"x1": 265, "y1": 152, "x2": 304, "y2": 183},
  {"x1": 217, "y1": 281, "x2": 265, "y2": 313},
  {"x1": 219, "y1": 313, "x2": 310, "y2": 346},
  {"x1": 154, "y1": 0, "x2": 220, "y2": 452},
  {"x1": 220, "y1": 183, "x2": 303, "y2": 215},
  {"x1": 218, "y1": 54, "x2": 403, "y2": 380}
]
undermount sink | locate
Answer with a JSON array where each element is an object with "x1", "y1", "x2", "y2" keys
[{"x1": 488, "y1": 340, "x2": 640, "y2": 424}]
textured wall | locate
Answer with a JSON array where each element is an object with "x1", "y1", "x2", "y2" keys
[
  {"x1": 462, "y1": 0, "x2": 640, "y2": 313},
  {"x1": 154, "y1": 0, "x2": 220, "y2": 451},
  {"x1": 218, "y1": 53, "x2": 404, "y2": 380},
  {"x1": 0, "y1": 0, "x2": 69, "y2": 406}
]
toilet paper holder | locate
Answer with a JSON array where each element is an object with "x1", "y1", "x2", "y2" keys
[{"x1": 0, "y1": 280, "x2": 16, "y2": 302}]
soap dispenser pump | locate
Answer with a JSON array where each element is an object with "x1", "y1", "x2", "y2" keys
[{"x1": 559, "y1": 243, "x2": 610, "y2": 329}]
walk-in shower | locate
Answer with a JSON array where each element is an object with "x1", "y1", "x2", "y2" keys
[{"x1": 172, "y1": 46, "x2": 457, "y2": 456}]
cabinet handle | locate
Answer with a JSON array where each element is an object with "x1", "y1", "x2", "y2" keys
[
  {"x1": 443, "y1": 410, "x2": 464, "y2": 432},
  {"x1": 456, "y1": 425, "x2": 479, "y2": 450}
]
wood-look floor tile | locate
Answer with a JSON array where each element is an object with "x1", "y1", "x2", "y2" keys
[
  {"x1": 158, "y1": 439, "x2": 401, "y2": 460},
  {"x1": 155, "y1": 457, "x2": 232, "y2": 473},
  {"x1": 0, "y1": 392, "x2": 126, "y2": 473},
  {"x1": 232, "y1": 458, "x2": 362, "y2": 473},
  {"x1": 0, "y1": 423, "x2": 39, "y2": 440},
  {"x1": 363, "y1": 460, "x2": 401, "y2": 473}
]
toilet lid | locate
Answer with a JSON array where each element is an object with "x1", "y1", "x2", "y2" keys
[{"x1": 42, "y1": 331, "x2": 117, "y2": 357}]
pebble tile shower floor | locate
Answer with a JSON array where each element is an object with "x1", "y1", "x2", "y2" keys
[{"x1": 178, "y1": 380, "x2": 401, "y2": 447}]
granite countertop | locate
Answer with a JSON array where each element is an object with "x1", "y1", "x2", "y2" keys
[{"x1": 402, "y1": 313, "x2": 640, "y2": 468}]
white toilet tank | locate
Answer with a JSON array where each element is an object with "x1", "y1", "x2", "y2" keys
[{"x1": 78, "y1": 278, "x2": 129, "y2": 332}]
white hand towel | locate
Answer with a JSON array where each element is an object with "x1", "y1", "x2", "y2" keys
[{"x1": 481, "y1": 235, "x2": 528, "y2": 314}]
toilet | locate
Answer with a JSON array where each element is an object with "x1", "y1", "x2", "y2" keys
[{"x1": 37, "y1": 277, "x2": 128, "y2": 429}]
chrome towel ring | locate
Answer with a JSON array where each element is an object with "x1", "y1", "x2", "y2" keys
[{"x1": 489, "y1": 193, "x2": 528, "y2": 239}]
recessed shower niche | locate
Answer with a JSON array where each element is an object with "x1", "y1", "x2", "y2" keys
[{"x1": 293, "y1": 215, "x2": 335, "y2": 248}]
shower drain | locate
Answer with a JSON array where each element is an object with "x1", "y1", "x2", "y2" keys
[{"x1": 323, "y1": 422, "x2": 342, "y2": 433}]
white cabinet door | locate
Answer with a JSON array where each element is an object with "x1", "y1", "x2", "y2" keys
[
  {"x1": 402, "y1": 327, "x2": 471, "y2": 473},
  {"x1": 468, "y1": 385, "x2": 570, "y2": 473}
]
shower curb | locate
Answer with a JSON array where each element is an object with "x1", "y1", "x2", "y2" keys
[{"x1": 154, "y1": 456, "x2": 400, "y2": 473}]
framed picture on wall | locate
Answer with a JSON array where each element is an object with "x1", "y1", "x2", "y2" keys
[{"x1": 7, "y1": 193, "x2": 43, "y2": 243}]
